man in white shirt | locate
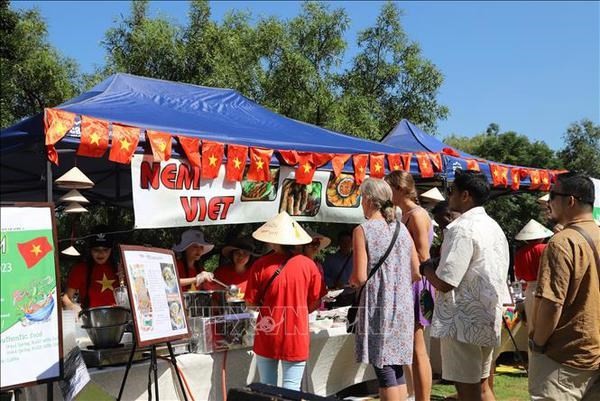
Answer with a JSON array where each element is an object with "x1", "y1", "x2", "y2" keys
[{"x1": 421, "y1": 170, "x2": 509, "y2": 401}]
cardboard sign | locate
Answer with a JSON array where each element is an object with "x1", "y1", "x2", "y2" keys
[
  {"x1": 120, "y1": 245, "x2": 190, "y2": 347},
  {"x1": 0, "y1": 204, "x2": 63, "y2": 390},
  {"x1": 131, "y1": 154, "x2": 365, "y2": 228}
]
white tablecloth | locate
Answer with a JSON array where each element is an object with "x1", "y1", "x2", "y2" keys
[{"x1": 24, "y1": 322, "x2": 375, "y2": 401}]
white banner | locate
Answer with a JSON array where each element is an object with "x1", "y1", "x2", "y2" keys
[
  {"x1": 592, "y1": 178, "x2": 600, "y2": 224},
  {"x1": 131, "y1": 155, "x2": 365, "y2": 229}
]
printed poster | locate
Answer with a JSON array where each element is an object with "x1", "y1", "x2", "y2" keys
[
  {"x1": 1, "y1": 205, "x2": 62, "y2": 390},
  {"x1": 120, "y1": 246, "x2": 189, "y2": 347}
]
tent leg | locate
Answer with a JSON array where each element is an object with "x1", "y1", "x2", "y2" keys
[{"x1": 46, "y1": 160, "x2": 53, "y2": 203}]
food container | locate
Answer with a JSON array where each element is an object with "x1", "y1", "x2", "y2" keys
[
  {"x1": 79, "y1": 306, "x2": 131, "y2": 328},
  {"x1": 183, "y1": 290, "x2": 227, "y2": 317},
  {"x1": 82, "y1": 323, "x2": 127, "y2": 348}
]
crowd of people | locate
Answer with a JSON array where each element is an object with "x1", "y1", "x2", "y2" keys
[{"x1": 61, "y1": 169, "x2": 599, "y2": 401}]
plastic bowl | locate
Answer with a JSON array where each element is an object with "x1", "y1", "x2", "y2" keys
[{"x1": 79, "y1": 306, "x2": 130, "y2": 328}]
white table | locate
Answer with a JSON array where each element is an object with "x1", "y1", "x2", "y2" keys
[{"x1": 24, "y1": 322, "x2": 375, "y2": 401}]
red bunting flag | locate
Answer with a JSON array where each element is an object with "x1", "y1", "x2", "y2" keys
[
  {"x1": 226, "y1": 144, "x2": 248, "y2": 182},
  {"x1": 429, "y1": 153, "x2": 443, "y2": 172},
  {"x1": 78, "y1": 116, "x2": 109, "y2": 158},
  {"x1": 331, "y1": 154, "x2": 351, "y2": 177},
  {"x1": 146, "y1": 130, "x2": 172, "y2": 162},
  {"x1": 352, "y1": 154, "x2": 368, "y2": 185},
  {"x1": 387, "y1": 154, "x2": 402, "y2": 172},
  {"x1": 296, "y1": 152, "x2": 316, "y2": 185},
  {"x1": 466, "y1": 159, "x2": 480, "y2": 171},
  {"x1": 540, "y1": 170, "x2": 551, "y2": 191},
  {"x1": 17, "y1": 236, "x2": 53, "y2": 269},
  {"x1": 109, "y1": 124, "x2": 140, "y2": 164},
  {"x1": 369, "y1": 153, "x2": 385, "y2": 179},
  {"x1": 177, "y1": 136, "x2": 201, "y2": 168},
  {"x1": 44, "y1": 108, "x2": 76, "y2": 165},
  {"x1": 247, "y1": 148, "x2": 273, "y2": 182},
  {"x1": 490, "y1": 163, "x2": 509, "y2": 187},
  {"x1": 442, "y1": 147, "x2": 461, "y2": 157},
  {"x1": 201, "y1": 141, "x2": 224, "y2": 179},
  {"x1": 400, "y1": 153, "x2": 412, "y2": 172},
  {"x1": 510, "y1": 168, "x2": 521, "y2": 191},
  {"x1": 416, "y1": 152, "x2": 434, "y2": 178},
  {"x1": 529, "y1": 169, "x2": 541, "y2": 190},
  {"x1": 312, "y1": 153, "x2": 333, "y2": 168},
  {"x1": 279, "y1": 150, "x2": 298, "y2": 166}
]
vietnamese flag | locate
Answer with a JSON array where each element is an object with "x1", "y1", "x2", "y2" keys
[
  {"x1": 201, "y1": 141, "x2": 224, "y2": 179},
  {"x1": 226, "y1": 144, "x2": 248, "y2": 182},
  {"x1": 45, "y1": 108, "x2": 76, "y2": 165},
  {"x1": 295, "y1": 153, "x2": 316, "y2": 185},
  {"x1": 332, "y1": 154, "x2": 351, "y2": 177},
  {"x1": 109, "y1": 124, "x2": 140, "y2": 164},
  {"x1": 387, "y1": 154, "x2": 402, "y2": 172},
  {"x1": 510, "y1": 168, "x2": 521, "y2": 190},
  {"x1": 312, "y1": 153, "x2": 333, "y2": 168},
  {"x1": 529, "y1": 169, "x2": 541, "y2": 190},
  {"x1": 279, "y1": 150, "x2": 298, "y2": 166},
  {"x1": 353, "y1": 154, "x2": 368, "y2": 185},
  {"x1": 146, "y1": 130, "x2": 172, "y2": 162},
  {"x1": 442, "y1": 147, "x2": 461, "y2": 157},
  {"x1": 416, "y1": 152, "x2": 434, "y2": 178},
  {"x1": 78, "y1": 116, "x2": 109, "y2": 158},
  {"x1": 490, "y1": 163, "x2": 508, "y2": 187},
  {"x1": 466, "y1": 159, "x2": 480, "y2": 171},
  {"x1": 17, "y1": 237, "x2": 53, "y2": 269},
  {"x1": 400, "y1": 153, "x2": 412, "y2": 172},
  {"x1": 429, "y1": 153, "x2": 443, "y2": 172},
  {"x1": 178, "y1": 136, "x2": 201, "y2": 168},
  {"x1": 369, "y1": 153, "x2": 385, "y2": 179},
  {"x1": 540, "y1": 170, "x2": 551, "y2": 191},
  {"x1": 247, "y1": 148, "x2": 273, "y2": 182}
]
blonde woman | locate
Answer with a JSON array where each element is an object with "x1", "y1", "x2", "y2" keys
[{"x1": 351, "y1": 178, "x2": 420, "y2": 401}]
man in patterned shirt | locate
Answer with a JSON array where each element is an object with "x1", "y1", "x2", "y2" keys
[{"x1": 421, "y1": 170, "x2": 509, "y2": 401}]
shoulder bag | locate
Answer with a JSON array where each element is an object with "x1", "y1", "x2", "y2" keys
[{"x1": 347, "y1": 221, "x2": 401, "y2": 334}]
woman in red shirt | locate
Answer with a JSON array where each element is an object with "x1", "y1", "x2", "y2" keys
[
  {"x1": 213, "y1": 237, "x2": 258, "y2": 294},
  {"x1": 173, "y1": 229, "x2": 215, "y2": 291},
  {"x1": 62, "y1": 226, "x2": 119, "y2": 313},
  {"x1": 245, "y1": 212, "x2": 326, "y2": 391},
  {"x1": 514, "y1": 219, "x2": 553, "y2": 322}
]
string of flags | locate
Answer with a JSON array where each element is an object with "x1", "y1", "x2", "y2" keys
[{"x1": 44, "y1": 108, "x2": 562, "y2": 190}]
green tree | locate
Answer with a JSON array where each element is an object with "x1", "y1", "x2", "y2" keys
[
  {"x1": 557, "y1": 119, "x2": 600, "y2": 177},
  {"x1": 1, "y1": 0, "x2": 80, "y2": 127}
]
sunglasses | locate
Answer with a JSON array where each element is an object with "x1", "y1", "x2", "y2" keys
[{"x1": 549, "y1": 190, "x2": 582, "y2": 201}]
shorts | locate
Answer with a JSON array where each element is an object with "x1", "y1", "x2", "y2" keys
[
  {"x1": 373, "y1": 364, "x2": 405, "y2": 388},
  {"x1": 441, "y1": 337, "x2": 493, "y2": 384}
]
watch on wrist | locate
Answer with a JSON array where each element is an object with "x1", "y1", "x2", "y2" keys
[
  {"x1": 528, "y1": 338, "x2": 546, "y2": 353},
  {"x1": 419, "y1": 262, "x2": 427, "y2": 276}
]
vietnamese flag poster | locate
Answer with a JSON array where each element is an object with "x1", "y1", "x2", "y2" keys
[{"x1": 1, "y1": 205, "x2": 62, "y2": 390}]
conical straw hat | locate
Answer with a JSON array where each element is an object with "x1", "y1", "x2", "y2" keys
[
  {"x1": 303, "y1": 227, "x2": 332, "y2": 252},
  {"x1": 420, "y1": 187, "x2": 445, "y2": 202},
  {"x1": 59, "y1": 189, "x2": 89, "y2": 204},
  {"x1": 55, "y1": 167, "x2": 94, "y2": 189},
  {"x1": 515, "y1": 219, "x2": 553, "y2": 241},
  {"x1": 538, "y1": 193, "x2": 550, "y2": 202},
  {"x1": 61, "y1": 245, "x2": 80, "y2": 257},
  {"x1": 64, "y1": 202, "x2": 88, "y2": 214},
  {"x1": 252, "y1": 212, "x2": 312, "y2": 246}
]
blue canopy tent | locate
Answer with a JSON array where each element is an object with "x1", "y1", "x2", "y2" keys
[
  {"x1": 1, "y1": 73, "x2": 417, "y2": 204},
  {"x1": 382, "y1": 119, "x2": 539, "y2": 190}
]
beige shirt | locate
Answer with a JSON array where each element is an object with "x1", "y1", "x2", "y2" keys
[{"x1": 536, "y1": 219, "x2": 600, "y2": 370}]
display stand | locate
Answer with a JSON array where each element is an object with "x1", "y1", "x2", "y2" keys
[{"x1": 117, "y1": 340, "x2": 188, "y2": 401}]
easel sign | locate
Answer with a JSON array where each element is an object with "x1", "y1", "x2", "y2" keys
[
  {"x1": 1, "y1": 203, "x2": 63, "y2": 391},
  {"x1": 119, "y1": 245, "x2": 190, "y2": 347}
]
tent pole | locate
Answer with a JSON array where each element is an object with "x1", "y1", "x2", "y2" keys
[{"x1": 46, "y1": 160, "x2": 53, "y2": 203}]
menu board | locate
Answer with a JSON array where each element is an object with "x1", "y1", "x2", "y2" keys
[
  {"x1": 1, "y1": 204, "x2": 63, "y2": 390},
  {"x1": 120, "y1": 245, "x2": 190, "y2": 347}
]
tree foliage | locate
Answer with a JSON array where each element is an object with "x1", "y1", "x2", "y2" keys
[{"x1": 557, "y1": 119, "x2": 600, "y2": 177}]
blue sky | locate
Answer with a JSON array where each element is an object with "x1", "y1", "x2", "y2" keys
[{"x1": 12, "y1": 1, "x2": 600, "y2": 150}]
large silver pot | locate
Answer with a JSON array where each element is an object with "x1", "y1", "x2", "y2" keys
[
  {"x1": 183, "y1": 290, "x2": 227, "y2": 317},
  {"x1": 82, "y1": 323, "x2": 127, "y2": 348},
  {"x1": 79, "y1": 306, "x2": 131, "y2": 328}
]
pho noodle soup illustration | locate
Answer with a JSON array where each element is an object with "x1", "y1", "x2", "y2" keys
[{"x1": 13, "y1": 276, "x2": 55, "y2": 325}]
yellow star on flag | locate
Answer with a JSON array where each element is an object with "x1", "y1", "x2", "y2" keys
[
  {"x1": 302, "y1": 162, "x2": 312, "y2": 173},
  {"x1": 256, "y1": 159, "x2": 264, "y2": 170},
  {"x1": 374, "y1": 163, "x2": 382, "y2": 172},
  {"x1": 31, "y1": 244, "x2": 42, "y2": 257},
  {"x1": 233, "y1": 157, "x2": 242, "y2": 169},
  {"x1": 54, "y1": 121, "x2": 66, "y2": 136},
  {"x1": 96, "y1": 273, "x2": 116, "y2": 293},
  {"x1": 359, "y1": 167, "x2": 364, "y2": 173},
  {"x1": 393, "y1": 164, "x2": 400, "y2": 171},
  {"x1": 120, "y1": 138, "x2": 131, "y2": 151},
  {"x1": 155, "y1": 139, "x2": 166, "y2": 152},
  {"x1": 208, "y1": 154, "x2": 218, "y2": 166},
  {"x1": 90, "y1": 132, "x2": 100, "y2": 145}
]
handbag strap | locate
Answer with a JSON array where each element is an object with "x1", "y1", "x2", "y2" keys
[
  {"x1": 568, "y1": 225, "x2": 600, "y2": 278},
  {"x1": 257, "y1": 258, "x2": 289, "y2": 307},
  {"x1": 356, "y1": 220, "x2": 401, "y2": 301}
]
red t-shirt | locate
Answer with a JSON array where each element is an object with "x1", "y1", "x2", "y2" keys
[
  {"x1": 176, "y1": 259, "x2": 205, "y2": 291},
  {"x1": 245, "y1": 253, "x2": 326, "y2": 362},
  {"x1": 514, "y1": 242, "x2": 547, "y2": 282},
  {"x1": 214, "y1": 265, "x2": 251, "y2": 294},
  {"x1": 67, "y1": 262, "x2": 118, "y2": 308}
]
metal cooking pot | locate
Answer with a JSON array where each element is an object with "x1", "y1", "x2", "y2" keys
[
  {"x1": 82, "y1": 323, "x2": 127, "y2": 348},
  {"x1": 183, "y1": 290, "x2": 227, "y2": 317},
  {"x1": 79, "y1": 306, "x2": 131, "y2": 328}
]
